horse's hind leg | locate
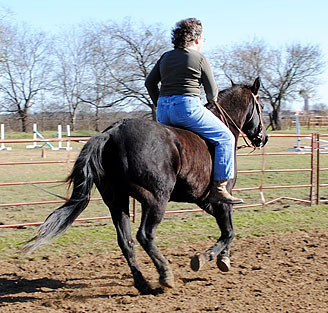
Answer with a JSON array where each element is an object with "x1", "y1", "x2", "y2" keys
[
  {"x1": 101, "y1": 191, "x2": 152, "y2": 294},
  {"x1": 136, "y1": 200, "x2": 174, "y2": 289}
]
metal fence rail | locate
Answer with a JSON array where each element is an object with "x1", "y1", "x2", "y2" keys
[{"x1": 0, "y1": 134, "x2": 327, "y2": 228}]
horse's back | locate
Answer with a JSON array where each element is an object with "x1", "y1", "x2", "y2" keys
[{"x1": 104, "y1": 118, "x2": 212, "y2": 202}]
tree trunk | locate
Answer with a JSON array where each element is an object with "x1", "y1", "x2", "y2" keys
[
  {"x1": 271, "y1": 108, "x2": 282, "y2": 130},
  {"x1": 95, "y1": 106, "x2": 100, "y2": 132},
  {"x1": 18, "y1": 109, "x2": 28, "y2": 132},
  {"x1": 70, "y1": 113, "x2": 77, "y2": 131}
]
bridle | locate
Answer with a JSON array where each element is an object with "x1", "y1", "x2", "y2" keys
[
  {"x1": 250, "y1": 93, "x2": 265, "y2": 130},
  {"x1": 213, "y1": 91, "x2": 264, "y2": 150}
]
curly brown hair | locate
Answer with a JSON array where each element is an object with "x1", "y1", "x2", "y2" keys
[{"x1": 171, "y1": 18, "x2": 203, "y2": 49}]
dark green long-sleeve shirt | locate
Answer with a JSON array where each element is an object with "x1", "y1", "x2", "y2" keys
[{"x1": 145, "y1": 48, "x2": 218, "y2": 106}]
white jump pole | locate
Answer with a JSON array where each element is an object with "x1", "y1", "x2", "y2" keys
[
  {"x1": 57, "y1": 125, "x2": 72, "y2": 150},
  {"x1": 0, "y1": 124, "x2": 12, "y2": 151},
  {"x1": 58, "y1": 125, "x2": 63, "y2": 149},
  {"x1": 66, "y1": 125, "x2": 71, "y2": 150},
  {"x1": 26, "y1": 123, "x2": 43, "y2": 149}
]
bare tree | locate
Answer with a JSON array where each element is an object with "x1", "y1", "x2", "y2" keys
[
  {"x1": 210, "y1": 39, "x2": 325, "y2": 130},
  {"x1": 52, "y1": 27, "x2": 90, "y2": 130},
  {"x1": 74, "y1": 20, "x2": 170, "y2": 123},
  {"x1": 0, "y1": 24, "x2": 53, "y2": 131},
  {"x1": 77, "y1": 23, "x2": 117, "y2": 131},
  {"x1": 102, "y1": 19, "x2": 170, "y2": 120}
]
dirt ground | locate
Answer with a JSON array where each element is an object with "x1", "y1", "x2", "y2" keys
[{"x1": 0, "y1": 229, "x2": 327, "y2": 313}]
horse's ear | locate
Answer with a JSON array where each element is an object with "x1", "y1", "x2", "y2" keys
[
  {"x1": 226, "y1": 74, "x2": 235, "y2": 86},
  {"x1": 251, "y1": 77, "x2": 261, "y2": 95}
]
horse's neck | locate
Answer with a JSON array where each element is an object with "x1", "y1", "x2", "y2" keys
[
  {"x1": 217, "y1": 102, "x2": 244, "y2": 133},
  {"x1": 222, "y1": 90, "x2": 251, "y2": 128}
]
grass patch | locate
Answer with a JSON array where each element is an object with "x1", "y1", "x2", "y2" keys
[{"x1": 0, "y1": 204, "x2": 327, "y2": 261}]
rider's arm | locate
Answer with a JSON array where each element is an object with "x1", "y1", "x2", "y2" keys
[
  {"x1": 145, "y1": 60, "x2": 161, "y2": 106},
  {"x1": 201, "y1": 56, "x2": 218, "y2": 102}
]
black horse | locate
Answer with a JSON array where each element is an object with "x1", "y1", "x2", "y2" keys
[{"x1": 23, "y1": 77, "x2": 268, "y2": 294}]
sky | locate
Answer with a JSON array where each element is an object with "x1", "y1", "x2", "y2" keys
[{"x1": 1, "y1": 0, "x2": 328, "y2": 110}]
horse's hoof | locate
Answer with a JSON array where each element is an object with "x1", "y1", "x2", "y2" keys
[
  {"x1": 138, "y1": 285, "x2": 154, "y2": 295},
  {"x1": 159, "y1": 269, "x2": 175, "y2": 288},
  {"x1": 135, "y1": 280, "x2": 153, "y2": 295},
  {"x1": 190, "y1": 253, "x2": 207, "y2": 272},
  {"x1": 217, "y1": 256, "x2": 231, "y2": 272},
  {"x1": 159, "y1": 277, "x2": 175, "y2": 288}
]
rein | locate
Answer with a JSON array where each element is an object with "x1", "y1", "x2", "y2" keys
[
  {"x1": 213, "y1": 92, "x2": 263, "y2": 151},
  {"x1": 252, "y1": 93, "x2": 265, "y2": 133}
]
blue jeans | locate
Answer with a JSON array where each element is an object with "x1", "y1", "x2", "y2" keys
[{"x1": 157, "y1": 95, "x2": 235, "y2": 180}]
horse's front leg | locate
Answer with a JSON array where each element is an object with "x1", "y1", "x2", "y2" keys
[{"x1": 191, "y1": 202, "x2": 234, "y2": 272}]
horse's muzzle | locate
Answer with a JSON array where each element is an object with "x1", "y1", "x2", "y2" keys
[{"x1": 251, "y1": 130, "x2": 268, "y2": 148}]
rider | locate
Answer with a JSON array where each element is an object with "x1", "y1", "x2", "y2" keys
[{"x1": 145, "y1": 18, "x2": 243, "y2": 205}]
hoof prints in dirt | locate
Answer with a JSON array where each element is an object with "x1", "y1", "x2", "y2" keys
[{"x1": 0, "y1": 229, "x2": 327, "y2": 313}]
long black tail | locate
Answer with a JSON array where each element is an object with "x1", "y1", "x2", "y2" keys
[{"x1": 22, "y1": 131, "x2": 111, "y2": 255}]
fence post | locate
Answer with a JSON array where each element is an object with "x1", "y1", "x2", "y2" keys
[
  {"x1": 133, "y1": 198, "x2": 137, "y2": 223},
  {"x1": 66, "y1": 138, "x2": 72, "y2": 199},
  {"x1": 316, "y1": 133, "x2": 320, "y2": 205},
  {"x1": 260, "y1": 147, "x2": 266, "y2": 206},
  {"x1": 310, "y1": 133, "x2": 315, "y2": 205}
]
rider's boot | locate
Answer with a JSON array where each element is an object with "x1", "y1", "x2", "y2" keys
[{"x1": 208, "y1": 180, "x2": 243, "y2": 204}]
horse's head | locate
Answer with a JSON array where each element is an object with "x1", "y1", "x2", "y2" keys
[
  {"x1": 209, "y1": 77, "x2": 268, "y2": 149},
  {"x1": 240, "y1": 77, "x2": 268, "y2": 148}
]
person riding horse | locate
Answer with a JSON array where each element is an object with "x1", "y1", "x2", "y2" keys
[
  {"x1": 145, "y1": 18, "x2": 243, "y2": 205},
  {"x1": 22, "y1": 18, "x2": 268, "y2": 295}
]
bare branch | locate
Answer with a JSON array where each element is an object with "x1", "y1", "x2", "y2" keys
[
  {"x1": 0, "y1": 24, "x2": 53, "y2": 131},
  {"x1": 209, "y1": 38, "x2": 325, "y2": 130}
]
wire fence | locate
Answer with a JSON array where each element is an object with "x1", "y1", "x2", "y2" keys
[{"x1": 0, "y1": 134, "x2": 327, "y2": 228}]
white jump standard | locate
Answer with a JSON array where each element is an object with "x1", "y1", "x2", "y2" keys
[
  {"x1": 0, "y1": 124, "x2": 12, "y2": 151},
  {"x1": 26, "y1": 124, "x2": 73, "y2": 150}
]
